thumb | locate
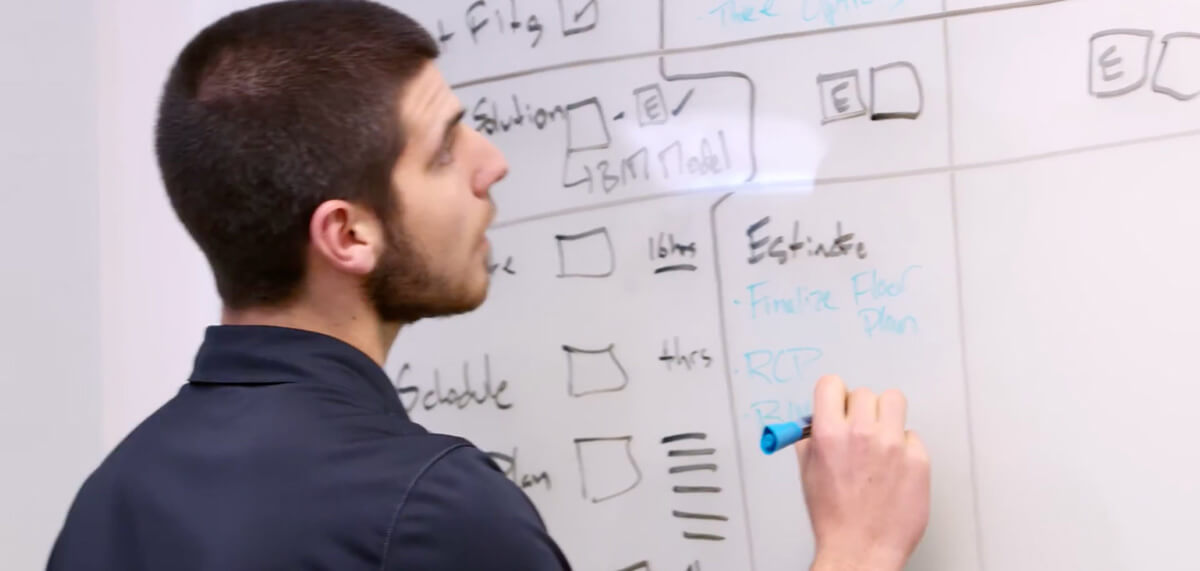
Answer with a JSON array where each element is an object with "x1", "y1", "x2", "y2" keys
[{"x1": 793, "y1": 438, "x2": 813, "y2": 475}]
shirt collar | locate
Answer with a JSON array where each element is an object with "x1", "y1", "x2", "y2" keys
[{"x1": 189, "y1": 325, "x2": 405, "y2": 414}]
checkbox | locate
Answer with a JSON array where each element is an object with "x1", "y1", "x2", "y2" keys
[
  {"x1": 870, "y1": 61, "x2": 923, "y2": 121},
  {"x1": 563, "y1": 344, "x2": 628, "y2": 397},
  {"x1": 565, "y1": 97, "x2": 611, "y2": 153},
  {"x1": 633, "y1": 83, "x2": 668, "y2": 126},
  {"x1": 1152, "y1": 32, "x2": 1200, "y2": 101},
  {"x1": 559, "y1": 0, "x2": 598, "y2": 37},
  {"x1": 1089, "y1": 29, "x2": 1154, "y2": 98},
  {"x1": 816, "y1": 70, "x2": 866, "y2": 124},
  {"x1": 574, "y1": 436, "x2": 641, "y2": 503},
  {"x1": 555, "y1": 226, "x2": 614, "y2": 278}
]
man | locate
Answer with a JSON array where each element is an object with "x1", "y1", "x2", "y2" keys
[{"x1": 49, "y1": 1, "x2": 930, "y2": 569}]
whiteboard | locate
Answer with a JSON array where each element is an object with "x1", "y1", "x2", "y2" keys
[
  {"x1": 386, "y1": 1, "x2": 1200, "y2": 570},
  {"x1": 92, "y1": 0, "x2": 1200, "y2": 570}
]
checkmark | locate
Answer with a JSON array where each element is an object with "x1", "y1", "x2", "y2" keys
[
  {"x1": 561, "y1": 0, "x2": 598, "y2": 36},
  {"x1": 671, "y1": 88, "x2": 695, "y2": 117},
  {"x1": 574, "y1": 0, "x2": 597, "y2": 22}
]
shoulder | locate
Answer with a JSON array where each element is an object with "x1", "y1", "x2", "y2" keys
[{"x1": 382, "y1": 444, "x2": 571, "y2": 570}]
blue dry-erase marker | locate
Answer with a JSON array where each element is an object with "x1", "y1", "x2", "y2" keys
[{"x1": 760, "y1": 416, "x2": 813, "y2": 455}]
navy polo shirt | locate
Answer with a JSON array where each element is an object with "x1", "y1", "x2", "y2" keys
[{"x1": 48, "y1": 325, "x2": 571, "y2": 570}]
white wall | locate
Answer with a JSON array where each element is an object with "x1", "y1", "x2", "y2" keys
[
  {"x1": 0, "y1": 0, "x2": 102, "y2": 567},
  {"x1": 95, "y1": 0, "x2": 233, "y2": 449},
  {"x1": 1, "y1": 1, "x2": 240, "y2": 566}
]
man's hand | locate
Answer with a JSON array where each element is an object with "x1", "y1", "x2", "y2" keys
[{"x1": 796, "y1": 375, "x2": 931, "y2": 571}]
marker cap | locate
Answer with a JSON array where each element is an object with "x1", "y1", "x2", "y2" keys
[{"x1": 761, "y1": 422, "x2": 807, "y2": 455}]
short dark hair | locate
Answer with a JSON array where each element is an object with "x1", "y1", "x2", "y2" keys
[{"x1": 155, "y1": 0, "x2": 438, "y2": 309}]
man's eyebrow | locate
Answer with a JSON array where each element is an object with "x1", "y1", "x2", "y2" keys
[
  {"x1": 440, "y1": 109, "x2": 466, "y2": 145},
  {"x1": 427, "y1": 108, "x2": 465, "y2": 166},
  {"x1": 447, "y1": 108, "x2": 466, "y2": 131}
]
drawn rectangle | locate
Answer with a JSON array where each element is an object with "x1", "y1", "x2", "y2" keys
[
  {"x1": 574, "y1": 436, "x2": 641, "y2": 503},
  {"x1": 563, "y1": 344, "x2": 628, "y2": 397},
  {"x1": 1152, "y1": 32, "x2": 1200, "y2": 101},
  {"x1": 870, "y1": 61, "x2": 923, "y2": 121},
  {"x1": 565, "y1": 97, "x2": 610, "y2": 152},
  {"x1": 1089, "y1": 29, "x2": 1154, "y2": 98},
  {"x1": 555, "y1": 227, "x2": 614, "y2": 278},
  {"x1": 633, "y1": 83, "x2": 668, "y2": 126},
  {"x1": 558, "y1": 0, "x2": 598, "y2": 36},
  {"x1": 816, "y1": 70, "x2": 866, "y2": 124}
]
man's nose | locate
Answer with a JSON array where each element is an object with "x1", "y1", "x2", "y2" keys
[{"x1": 472, "y1": 134, "x2": 509, "y2": 199}]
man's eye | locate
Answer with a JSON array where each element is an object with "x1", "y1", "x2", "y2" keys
[{"x1": 434, "y1": 144, "x2": 454, "y2": 167}]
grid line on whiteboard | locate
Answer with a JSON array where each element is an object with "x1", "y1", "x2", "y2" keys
[
  {"x1": 491, "y1": 126, "x2": 1200, "y2": 231},
  {"x1": 451, "y1": 0, "x2": 1072, "y2": 90},
  {"x1": 942, "y1": 14, "x2": 988, "y2": 571}
]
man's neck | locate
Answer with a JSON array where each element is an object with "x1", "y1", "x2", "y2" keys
[{"x1": 221, "y1": 303, "x2": 401, "y2": 366}]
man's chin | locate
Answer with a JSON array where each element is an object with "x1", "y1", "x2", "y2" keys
[
  {"x1": 417, "y1": 281, "x2": 490, "y2": 320},
  {"x1": 457, "y1": 278, "x2": 490, "y2": 312},
  {"x1": 372, "y1": 271, "x2": 491, "y2": 324},
  {"x1": 377, "y1": 296, "x2": 479, "y2": 325}
]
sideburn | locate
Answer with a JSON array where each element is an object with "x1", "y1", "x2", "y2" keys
[{"x1": 364, "y1": 221, "x2": 438, "y2": 323}]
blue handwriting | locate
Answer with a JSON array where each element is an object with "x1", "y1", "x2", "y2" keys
[
  {"x1": 749, "y1": 399, "x2": 813, "y2": 429},
  {"x1": 708, "y1": 0, "x2": 778, "y2": 25},
  {"x1": 743, "y1": 281, "x2": 840, "y2": 320},
  {"x1": 858, "y1": 306, "x2": 919, "y2": 338},
  {"x1": 744, "y1": 347, "x2": 824, "y2": 384},
  {"x1": 803, "y1": 0, "x2": 906, "y2": 27},
  {"x1": 851, "y1": 265, "x2": 922, "y2": 307}
]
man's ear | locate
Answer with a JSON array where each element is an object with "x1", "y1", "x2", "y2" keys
[{"x1": 309, "y1": 200, "x2": 384, "y2": 276}]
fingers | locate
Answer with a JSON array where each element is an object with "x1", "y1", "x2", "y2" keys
[
  {"x1": 906, "y1": 430, "x2": 930, "y2": 468},
  {"x1": 878, "y1": 389, "x2": 908, "y2": 438},
  {"x1": 846, "y1": 387, "x2": 878, "y2": 427},
  {"x1": 793, "y1": 436, "x2": 813, "y2": 471},
  {"x1": 812, "y1": 375, "x2": 849, "y2": 432},
  {"x1": 810, "y1": 376, "x2": 913, "y2": 449}
]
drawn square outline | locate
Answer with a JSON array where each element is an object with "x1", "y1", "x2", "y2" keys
[
  {"x1": 573, "y1": 436, "x2": 642, "y2": 504},
  {"x1": 555, "y1": 226, "x2": 615, "y2": 278},
  {"x1": 869, "y1": 61, "x2": 924, "y2": 121},
  {"x1": 563, "y1": 343, "x2": 628, "y2": 397},
  {"x1": 1152, "y1": 32, "x2": 1200, "y2": 101},
  {"x1": 1089, "y1": 28, "x2": 1155, "y2": 98},
  {"x1": 558, "y1": 0, "x2": 598, "y2": 37},
  {"x1": 815, "y1": 70, "x2": 866, "y2": 125},
  {"x1": 633, "y1": 83, "x2": 668, "y2": 126},
  {"x1": 564, "y1": 97, "x2": 611, "y2": 153}
]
